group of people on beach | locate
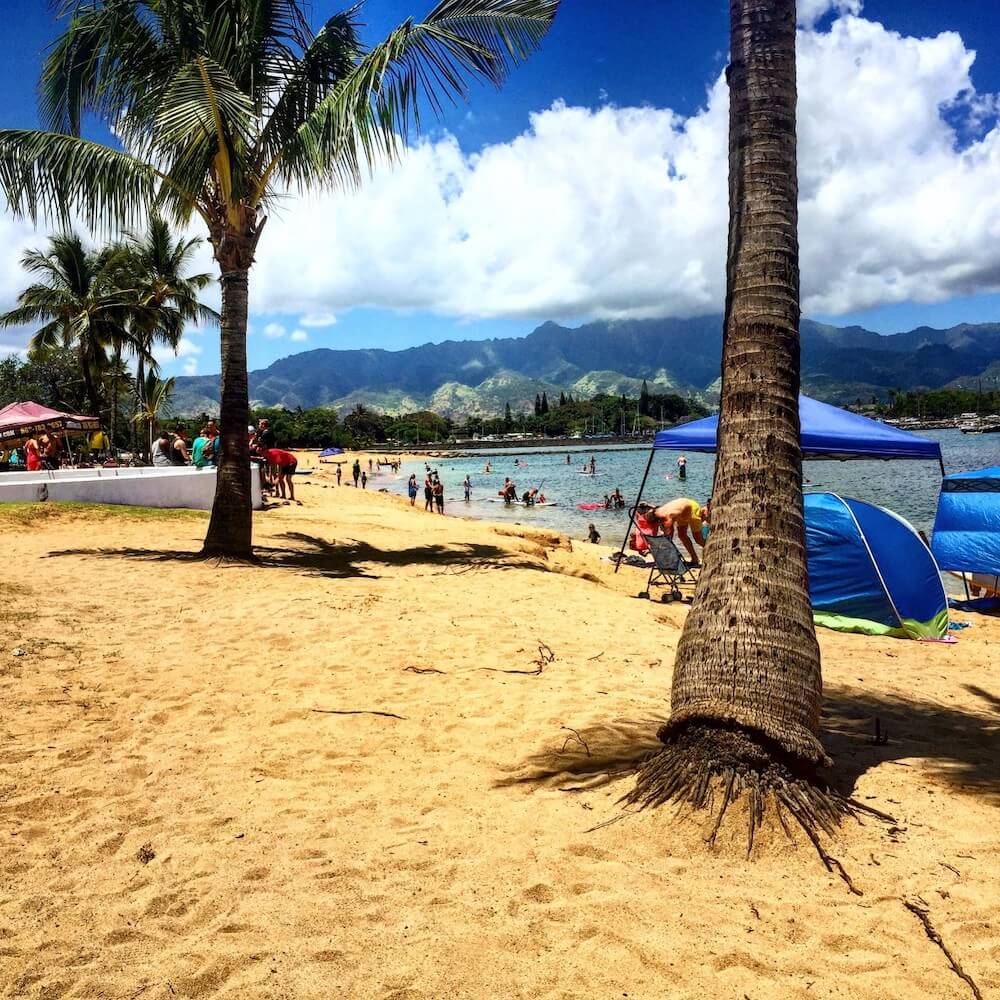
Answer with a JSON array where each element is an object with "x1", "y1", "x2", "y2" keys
[
  {"x1": 407, "y1": 469, "x2": 446, "y2": 513},
  {"x1": 2, "y1": 430, "x2": 62, "y2": 471},
  {"x1": 247, "y1": 419, "x2": 299, "y2": 502}
]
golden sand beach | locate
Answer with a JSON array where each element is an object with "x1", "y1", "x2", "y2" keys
[{"x1": 2, "y1": 456, "x2": 998, "y2": 999}]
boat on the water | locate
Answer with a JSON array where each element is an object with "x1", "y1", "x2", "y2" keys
[{"x1": 959, "y1": 412, "x2": 1000, "y2": 433}]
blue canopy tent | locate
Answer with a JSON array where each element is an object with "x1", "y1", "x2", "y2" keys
[
  {"x1": 804, "y1": 493, "x2": 948, "y2": 639},
  {"x1": 319, "y1": 447, "x2": 344, "y2": 458},
  {"x1": 931, "y1": 466, "x2": 1000, "y2": 597},
  {"x1": 617, "y1": 394, "x2": 945, "y2": 570},
  {"x1": 653, "y1": 394, "x2": 944, "y2": 464}
]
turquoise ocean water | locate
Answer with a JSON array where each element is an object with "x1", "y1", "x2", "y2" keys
[{"x1": 385, "y1": 430, "x2": 1000, "y2": 543}]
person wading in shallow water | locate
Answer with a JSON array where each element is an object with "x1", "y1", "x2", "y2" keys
[{"x1": 677, "y1": 454, "x2": 688, "y2": 481}]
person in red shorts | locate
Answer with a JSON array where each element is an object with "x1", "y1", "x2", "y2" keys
[{"x1": 265, "y1": 447, "x2": 298, "y2": 501}]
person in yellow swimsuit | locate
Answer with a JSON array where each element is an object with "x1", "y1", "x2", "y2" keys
[{"x1": 653, "y1": 497, "x2": 704, "y2": 565}]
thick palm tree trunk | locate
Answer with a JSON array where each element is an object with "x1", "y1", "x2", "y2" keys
[
  {"x1": 202, "y1": 267, "x2": 253, "y2": 558},
  {"x1": 624, "y1": 0, "x2": 880, "y2": 849},
  {"x1": 662, "y1": 0, "x2": 824, "y2": 764}
]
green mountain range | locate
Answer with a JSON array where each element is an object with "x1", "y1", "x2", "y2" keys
[{"x1": 172, "y1": 316, "x2": 1000, "y2": 417}]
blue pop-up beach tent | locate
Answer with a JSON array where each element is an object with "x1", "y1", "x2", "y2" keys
[
  {"x1": 617, "y1": 394, "x2": 945, "y2": 569},
  {"x1": 804, "y1": 492, "x2": 948, "y2": 639},
  {"x1": 654, "y1": 394, "x2": 943, "y2": 464},
  {"x1": 931, "y1": 466, "x2": 1000, "y2": 595},
  {"x1": 319, "y1": 447, "x2": 344, "y2": 458}
]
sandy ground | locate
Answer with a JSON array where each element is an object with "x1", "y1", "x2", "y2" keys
[{"x1": 1, "y1": 456, "x2": 999, "y2": 1000}]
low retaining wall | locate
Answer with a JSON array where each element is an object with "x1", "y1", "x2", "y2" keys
[{"x1": 0, "y1": 465, "x2": 263, "y2": 511}]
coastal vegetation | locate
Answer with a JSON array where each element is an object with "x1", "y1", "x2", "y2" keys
[
  {"x1": 0, "y1": 221, "x2": 214, "y2": 452},
  {"x1": 141, "y1": 388, "x2": 706, "y2": 450},
  {"x1": 0, "y1": 0, "x2": 560, "y2": 558},
  {"x1": 878, "y1": 388, "x2": 1000, "y2": 420}
]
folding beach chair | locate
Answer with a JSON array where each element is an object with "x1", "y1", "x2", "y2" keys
[{"x1": 637, "y1": 534, "x2": 696, "y2": 602}]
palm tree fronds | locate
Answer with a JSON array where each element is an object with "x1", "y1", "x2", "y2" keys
[{"x1": 0, "y1": 129, "x2": 160, "y2": 229}]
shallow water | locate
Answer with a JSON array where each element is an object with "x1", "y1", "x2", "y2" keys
[{"x1": 387, "y1": 429, "x2": 1000, "y2": 542}]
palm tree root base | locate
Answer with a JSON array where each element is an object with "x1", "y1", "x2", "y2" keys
[
  {"x1": 197, "y1": 546, "x2": 260, "y2": 565},
  {"x1": 622, "y1": 723, "x2": 892, "y2": 884}
]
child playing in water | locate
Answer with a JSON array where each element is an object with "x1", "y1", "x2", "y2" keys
[{"x1": 587, "y1": 524, "x2": 601, "y2": 544}]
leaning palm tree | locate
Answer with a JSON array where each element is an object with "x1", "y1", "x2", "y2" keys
[
  {"x1": 626, "y1": 0, "x2": 882, "y2": 856},
  {"x1": 0, "y1": 0, "x2": 559, "y2": 558},
  {"x1": 0, "y1": 232, "x2": 138, "y2": 420}
]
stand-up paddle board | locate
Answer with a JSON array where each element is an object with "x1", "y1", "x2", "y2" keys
[{"x1": 485, "y1": 499, "x2": 559, "y2": 507}]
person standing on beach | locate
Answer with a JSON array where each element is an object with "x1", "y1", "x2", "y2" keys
[
  {"x1": 408, "y1": 474, "x2": 418, "y2": 506},
  {"x1": 424, "y1": 472, "x2": 434, "y2": 511},
  {"x1": 677, "y1": 454, "x2": 687, "y2": 481},
  {"x1": 24, "y1": 435, "x2": 42, "y2": 472},
  {"x1": 434, "y1": 476, "x2": 445, "y2": 514},
  {"x1": 653, "y1": 496, "x2": 704, "y2": 566},
  {"x1": 352, "y1": 459, "x2": 361, "y2": 487},
  {"x1": 336, "y1": 464, "x2": 342, "y2": 486},
  {"x1": 265, "y1": 447, "x2": 298, "y2": 501},
  {"x1": 257, "y1": 418, "x2": 275, "y2": 452},
  {"x1": 463, "y1": 475, "x2": 472, "y2": 502},
  {"x1": 361, "y1": 470, "x2": 367, "y2": 489},
  {"x1": 43, "y1": 430, "x2": 64, "y2": 469}
]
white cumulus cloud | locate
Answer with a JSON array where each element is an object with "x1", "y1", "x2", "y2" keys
[
  {"x1": 290, "y1": 329, "x2": 308, "y2": 342},
  {"x1": 1, "y1": 8, "x2": 999, "y2": 344},
  {"x1": 299, "y1": 312, "x2": 337, "y2": 327},
  {"x1": 798, "y1": 0, "x2": 863, "y2": 28},
  {"x1": 246, "y1": 9, "x2": 1000, "y2": 325},
  {"x1": 173, "y1": 337, "x2": 202, "y2": 358}
]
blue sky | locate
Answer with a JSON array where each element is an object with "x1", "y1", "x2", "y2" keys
[{"x1": 3, "y1": 0, "x2": 1000, "y2": 374}]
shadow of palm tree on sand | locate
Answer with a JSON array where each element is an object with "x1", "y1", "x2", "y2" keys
[
  {"x1": 45, "y1": 530, "x2": 542, "y2": 580},
  {"x1": 504, "y1": 683, "x2": 1000, "y2": 803}
]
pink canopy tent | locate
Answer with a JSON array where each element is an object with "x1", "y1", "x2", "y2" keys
[{"x1": 0, "y1": 401, "x2": 100, "y2": 447}]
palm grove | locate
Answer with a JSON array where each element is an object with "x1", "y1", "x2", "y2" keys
[
  {"x1": 0, "y1": 0, "x2": 560, "y2": 558},
  {"x1": 0, "y1": 221, "x2": 214, "y2": 457}
]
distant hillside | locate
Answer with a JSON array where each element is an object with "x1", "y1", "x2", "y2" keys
[{"x1": 173, "y1": 317, "x2": 1000, "y2": 417}]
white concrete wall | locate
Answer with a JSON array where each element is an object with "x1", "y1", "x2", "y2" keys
[{"x1": 0, "y1": 465, "x2": 263, "y2": 510}]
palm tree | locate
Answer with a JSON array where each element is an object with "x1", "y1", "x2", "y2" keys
[
  {"x1": 626, "y1": 0, "x2": 878, "y2": 852},
  {"x1": 133, "y1": 371, "x2": 176, "y2": 453},
  {"x1": 0, "y1": 232, "x2": 137, "y2": 420},
  {"x1": 126, "y1": 217, "x2": 216, "y2": 454},
  {"x1": 0, "y1": 0, "x2": 559, "y2": 558}
]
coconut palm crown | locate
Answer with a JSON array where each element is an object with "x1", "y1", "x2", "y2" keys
[{"x1": 0, "y1": 0, "x2": 560, "y2": 556}]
